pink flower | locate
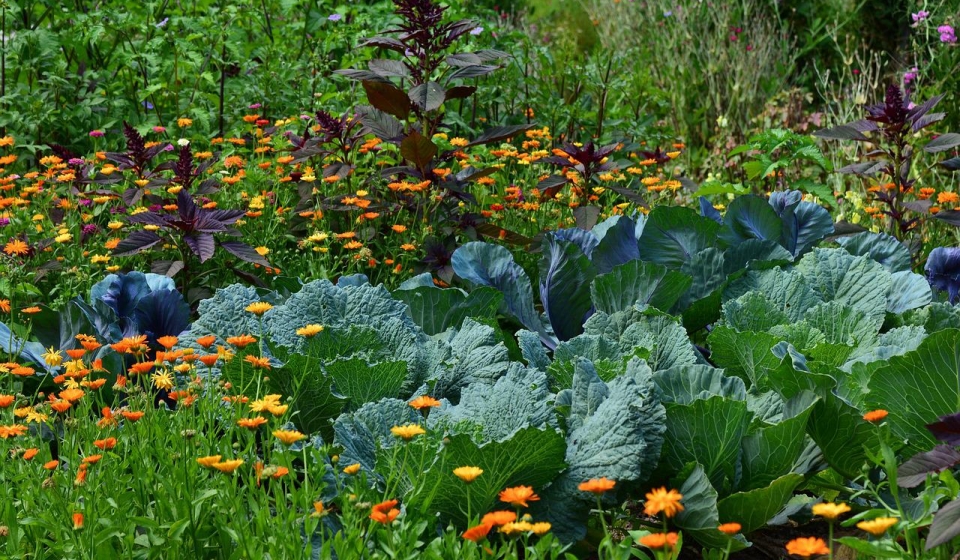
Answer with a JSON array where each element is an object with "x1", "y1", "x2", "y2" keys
[
  {"x1": 939, "y1": 25, "x2": 957, "y2": 43},
  {"x1": 89, "y1": 130, "x2": 104, "y2": 137}
]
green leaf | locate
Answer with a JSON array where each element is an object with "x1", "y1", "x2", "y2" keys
[
  {"x1": 432, "y1": 319, "x2": 513, "y2": 401},
  {"x1": 725, "y1": 268, "x2": 821, "y2": 323},
  {"x1": 413, "y1": 427, "x2": 566, "y2": 527},
  {"x1": 539, "y1": 238, "x2": 597, "y2": 341},
  {"x1": 739, "y1": 393, "x2": 817, "y2": 491},
  {"x1": 270, "y1": 353, "x2": 346, "y2": 441},
  {"x1": 638, "y1": 206, "x2": 722, "y2": 269},
  {"x1": 654, "y1": 365, "x2": 747, "y2": 404},
  {"x1": 866, "y1": 330, "x2": 960, "y2": 453},
  {"x1": 795, "y1": 249, "x2": 891, "y2": 315},
  {"x1": 720, "y1": 195, "x2": 782, "y2": 246},
  {"x1": 718, "y1": 474, "x2": 804, "y2": 533},
  {"x1": 803, "y1": 301, "x2": 882, "y2": 346},
  {"x1": 591, "y1": 260, "x2": 692, "y2": 314},
  {"x1": 886, "y1": 271, "x2": 933, "y2": 314},
  {"x1": 707, "y1": 327, "x2": 782, "y2": 386},
  {"x1": 835, "y1": 537, "x2": 904, "y2": 557},
  {"x1": 722, "y1": 292, "x2": 789, "y2": 333},
  {"x1": 836, "y1": 232, "x2": 912, "y2": 272},
  {"x1": 662, "y1": 396, "x2": 752, "y2": 488},
  {"x1": 672, "y1": 464, "x2": 749, "y2": 550},
  {"x1": 807, "y1": 393, "x2": 873, "y2": 478},
  {"x1": 324, "y1": 358, "x2": 408, "y2": 408},
  {"x1": 394, "y1": 285, "x2": 502, "y2": 335}
]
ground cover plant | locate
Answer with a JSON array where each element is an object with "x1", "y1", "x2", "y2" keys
[{"x1": 6, "y1": 0, "x2": 960, "y2": 558}]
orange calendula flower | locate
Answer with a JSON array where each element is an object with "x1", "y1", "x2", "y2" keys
[
  {"x1": 857, "y1": 517, "x2": 898, "y2": 536},
  {"x1": 121, "y1": 410, "x2": 144, "y2": 422},
  {"x1": 212, "y1": 459, "x2": 244, "y2": 473},
  {"x1": 196, "y1": 335, "x2": 217, "y2": 348},
  {"x1": 481, "y1": 511, "x2": 517, "y2": 526},
  {"x1": 93, "y1": 437, "x2": 117, "y2": 450},
  {"x1": 273, "y1": 429, "x2": 306, "y2": 445},
  {"x1": 408, "y1": 395, "x2": 441, "y2": 410},
  {"x1": 21, "y1": 307, "x2": 42, "y2": 314},
  {"x1": 226, "y1": 335, "x2": 257, "y2": 348},
  {"x1": 370, "y1": 499, "x2": 400, "y2": 524},
  {"x1": 51, "y1": 400, "x2": 72, "y2": 413},
  {"x1": 499, "y1": 485, "x2": 540, "y2": 508},
  {"x1": 863, "y1": 409, "x2": 888, "y2": 423},
  {"x1": 245, "y1": 302, "x2": 273, "y2": 316},
  {"x1": 11, "y1": 366, "x2": 35, "y2": 376},
  {"x1": 638, "y1": 532, "x2": 679, "y2": 550},
  {"x1": 644, "y1": 487, "x2": 684, "y2": 518},
  {"x1": 197, "y1": 455, "x2": 223, "y2": 468},
  {"x1": 0, "y1": 394, "x2": 14, "y2": 408},
  {"x1": 453, "y1": 466, "x2": 483, "y2": 483},
  {"x1": 390, "y1": 424, "x2": 425, "y2": 441},
  {"x1": 22, "y1": 448, "x2": 39, "y2": 460},
  {"x1": 578, "y1": 477, "x2": 616, "y2": 494},
  {"x1": 785, "y1": 536, "x2": 830, "y2": 557},
  {"x1": 43, "y1": 460, "x2": 59, "y2": 470},
  {"x1": 128, "y1": 361, "x2": 154, "y2": 375},
  {"x1": 59, "y1": 389, "x2": 85, "y2": 402},
  {"x1": 244, "y1": 355, "x2": 271, "y2": 369},
  {"x1": 718, "y1": 523, "x2": 742, "y2": 535},
  {"x1": 237, "y1": 416, "x2": 268, "y2": 430},
  {"x1": 198, "y1": 354, "x2": 219, "y2": 367},
  {"x1": 156, "y1": 336, "x2": 179, "y2": 349},
  {"x1": 73, "y1": 512, "x2": 84, "y2": 530},
  {"x1": 0, "y1": 299, "x2": 10, "y2": 313},
  {"x1": 82, "y1": 454, "x2": 103, "y2": 465},
  {"x1": 343, "y1": 463, "x2": 361, "y2": 475},
  {"x1": 0, "y1": 424, "x2": 28, "y2": 438},
  {"x1": 3, "y1": 239, "x2": 29, "y2": 256},
  {"x1": 462, "y1": 523, "x2": 493, "y2": 542}
]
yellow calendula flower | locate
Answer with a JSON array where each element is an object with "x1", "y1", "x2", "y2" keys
[
  {"x1": 212, "y1": 459, "x2": 244, "y2": 473},
  {"x1": 42, "y1": 348, "x2": 64, "y2": 367},
  {"x1": 245, "y1": 302, "x2": 273, "y2": 316},
  {"x1": 812, "y1": 502, "x2": 850, "y2": 520},
  {"x1": 197, "y1": 455, "x2": 222, "y2": 468},
  {"x1": 453, "y1": 466, "x2": 483, "y2": 483},
  {"x1": 296, "y1": 324, "x2": 324, "y2": 337},
  {"x1": 273, "y1": 429, "x2": 307, "y2": 445},
  {"x1": 343, "y1": 463, "x2": 361, "y2": 475},
  {"x1": 857, "y1": 517, "x2": 898, "y2": 537},
  {"x1": 151, "y1": 371, "x2": 174, "y2": 391},
  {"x1": 390, "y1": 424, "x2": 426, "y2": 441}
]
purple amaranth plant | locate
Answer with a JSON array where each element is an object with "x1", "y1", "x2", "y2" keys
[{"x1": 815, "y1": 85, "x2": 960, "y2": 252}]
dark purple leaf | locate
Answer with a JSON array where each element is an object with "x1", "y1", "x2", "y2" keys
[
  {"x1": 926, "y1": 498, "x2": 960, "y2": 549},
  {"x1": 113, "y1": 230, "x2": 162, "y2": 256},
  {"x1": 941, "y1": 157, "x2": 960, "y2": 171},
  {"x1": 357, "y1": 106, "x2": 404, "y2": 142},
  {"x1": 474, "y1": 49, "x2": 511, "y2": 61},
  {"x1": 220, "y1": 240, "x2": 271, "y2": 267},
  {"x1": 927, "y1": 411, "x2": 960, "y2": 444},
  {"x1": 151, "y1": 260, "x2": 185, "y2": 278},
  {"x1": 445, "y1": 85, "x2": 477, "y2": 100},
  {"x1": 903, "y1": 200, "x2": 932, "y2": 214},
  {"x1": 912, "y1": 112, "x2": 946, "y2": 132},
  {"x1": 573, "y1": 205, "x2": 602, "y2": 230},
  {"x1": 445, "y1": 53, "x2": 483, "y2": 67},
  {"x1": 475, "y1": 223, "x2": 535, "y2": 246},
  {"x1": 359, "y1": 37, "x2": 408, "y2": 52},
  {"x1": 925, "y1": 133, "x2": 960, "y2": 154},
  {"x1": 449, "y1": 65, "x2": 500, "y2": 80},
  {"x1": 122, "y1": 187, "x2": 144, "y2": 207},
  {"x1": 400, "y1": 131, "x2": 438, "y2": 170},
  {"x1": 333, "y1": 69, "x2": 392, "y2": 83},
  {"x1": 456, "y1": 166, "x2": 497, "y2": 182},
  {"x1": 362, "y1": 80, "x2": 411, "y2": 120},
  {"x1": 838, "y1": 161, "x2": 885, "y2": 176},
  {"x1": 933, "y1": 211, "x2": 960, "y2": 228},
  {"x1": 184, "y1": 233, "x2": 215, "y2": 262},
  {"x1": 898, "y1": 445, "x2": 960, "y2": 488},
  {"x1": 908, "y1": 93, "x2": 944, "y2": 123},
  {"x1": 368, "y1": 59, "x2": 410, "y2": 78},
  {"x1": 409, "y1": 81, "x2": 445, "y2": 112},
  {"x1": 127, "y1": 212, "x2": 171, "y2": 227},
  {"x1": 467, "y1": 124, "x2": 535, "y2": 147}
]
